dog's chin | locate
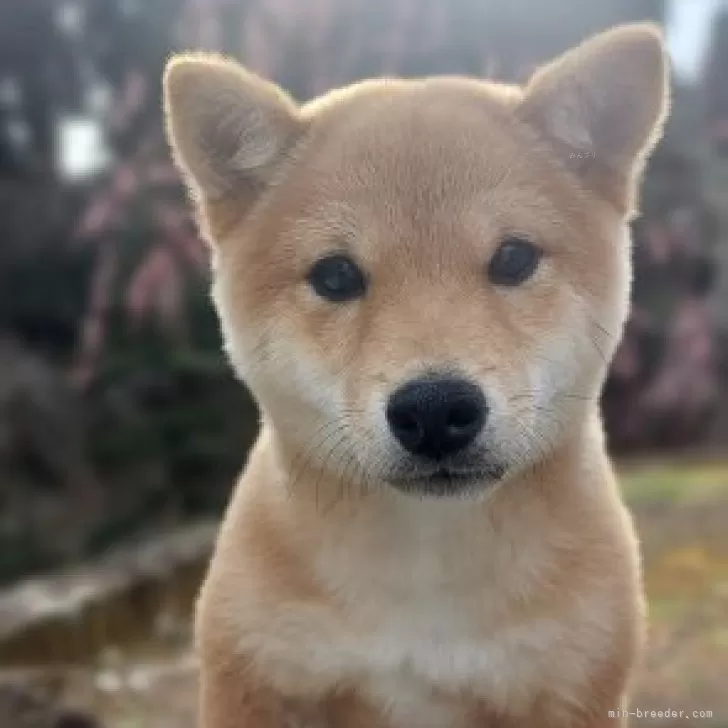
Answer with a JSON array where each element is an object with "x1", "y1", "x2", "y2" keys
[{"x1": 384, "y1": 463, "x2": 506, "y2": 498}]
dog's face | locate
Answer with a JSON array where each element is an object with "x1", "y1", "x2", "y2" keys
[{"x1": 164, "y1": 25, "x2": 668, "y2": 497}]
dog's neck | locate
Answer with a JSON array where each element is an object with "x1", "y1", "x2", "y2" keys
[{"x1": 240, "y1": 411, "x2": 614, "y2": 604}]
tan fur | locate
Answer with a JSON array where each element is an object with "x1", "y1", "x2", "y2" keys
[{"x1": 163, "y1": 23, "x2": 669, "y2": 728}]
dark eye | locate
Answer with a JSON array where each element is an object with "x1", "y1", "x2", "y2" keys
[
  {"x1": 487, "y1": 237, "x2": 542, "y2": 286},
  {"x1": 307, "y1": 253, "x2": 367, "y2": 302}
]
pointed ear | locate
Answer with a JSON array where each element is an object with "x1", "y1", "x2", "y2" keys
[
  {"x1": 163, "y1": 53, "x2": 302, "y2": 203},
  {"x1": 518, "y1": 24, "x2": 670, "y2": 214}
]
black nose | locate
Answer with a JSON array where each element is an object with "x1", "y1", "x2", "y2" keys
[{"x1": 386, "y1": 377, "x2": 487, "y2": 459}]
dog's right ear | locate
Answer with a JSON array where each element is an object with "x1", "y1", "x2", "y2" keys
[
  {"x1": 163, "y1": 54, "x2": 302, "y2": 205},
  {"x1": 518, "y1": 24, "x2": 669, "y2": 216}
]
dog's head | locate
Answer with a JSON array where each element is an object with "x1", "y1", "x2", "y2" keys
[{"x1": 163, "y1": 25, "x2": 669, "y2": 497}]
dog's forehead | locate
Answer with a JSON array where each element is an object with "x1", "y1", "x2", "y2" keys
[
  {"x1": 301, "y1": 80, "x2": 537, "y2": 196},
  {"x1": 275, "y1": 82, "x2": 572, "y2": 261}
]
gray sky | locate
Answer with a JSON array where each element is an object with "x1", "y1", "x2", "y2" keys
[
  {"x1": 57, "y1": 0, "x2": 727, "y2": 181},
  {"x1": 667, "y1": 0, "x2": 728, "y2": 80}
]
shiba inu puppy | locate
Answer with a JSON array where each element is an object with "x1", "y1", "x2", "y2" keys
[{"x1": 163, "y1": 22, "x2": 669, "y2": 728}]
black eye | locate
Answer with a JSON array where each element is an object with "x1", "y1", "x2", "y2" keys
[
  {"x1": 487, "y1": 237, "x2": 542, "y2": 286},
  {"x1": 307, "y1": 253, "x2": 367, "y2": 302}
]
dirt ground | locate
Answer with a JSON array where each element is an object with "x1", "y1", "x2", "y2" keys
[{"x1": 14, "y1": 460, "x2": 728, "y2": 727}]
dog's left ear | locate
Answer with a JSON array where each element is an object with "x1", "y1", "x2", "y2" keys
[
  {"x1": 518, "y1": 23, "x2": 670, "y2": 215},
  {"x1": 163, "y1": 53, "x2": 302, "y2": 206}
]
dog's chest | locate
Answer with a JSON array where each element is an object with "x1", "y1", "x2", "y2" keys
[
  {"x1": 359, "y1": 602, "x2": 568, "y2": 720},
  {"x1": 345, "y1": 609, "x2": 496, "y2": 727},
  {"x1": 239, "y1": 507, "x2": 589, "y2": 725},
  {"x1": 252, "y1": 587, "x2": 568, "y2": 728}
]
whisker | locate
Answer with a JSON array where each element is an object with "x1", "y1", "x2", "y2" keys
[
  {"x1": 286, "y1": 418, "x2": 353, "y2": 498},
  {"x1": 314, "y1": 431, "x2": 351, "y2": 513}
]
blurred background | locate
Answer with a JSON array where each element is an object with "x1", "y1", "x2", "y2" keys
[{"x1": 0, "y1": 0, "x2": 726, "y2": 726}]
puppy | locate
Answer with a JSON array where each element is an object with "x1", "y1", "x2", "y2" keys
[{"x1": 163, "y1": 23, "x2": 669, "y2": 728}]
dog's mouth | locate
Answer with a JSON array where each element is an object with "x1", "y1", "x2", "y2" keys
[{"x1": 385, "y1": 463, "x2": 506, "y2": 497}]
